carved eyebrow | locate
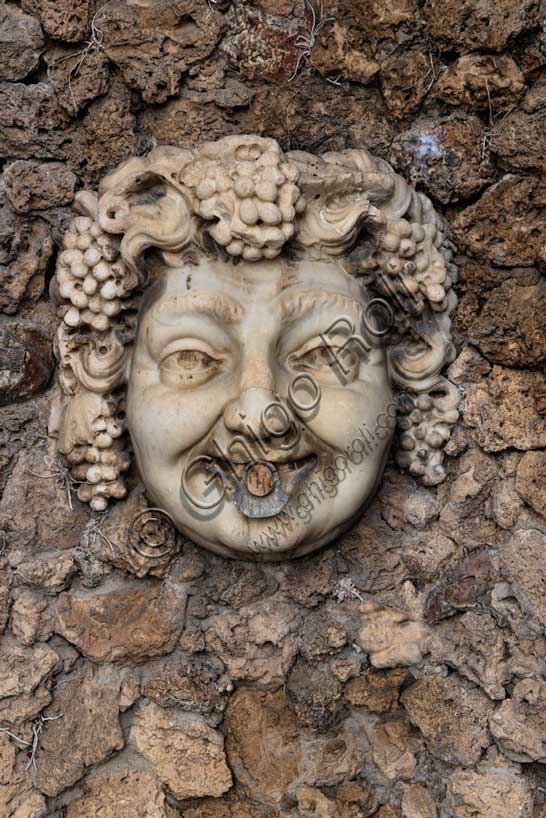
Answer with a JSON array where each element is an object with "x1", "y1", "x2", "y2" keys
[
  {"x1": 151, "y1": 293, "x2": 244, "y2": 325},
  {"x1": 280, "y1": 290, "x2": 364, "y2": 322}
]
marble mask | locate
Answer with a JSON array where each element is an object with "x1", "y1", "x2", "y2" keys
[{"x1": 51, "y1": 136, "x2": 459, "y2": 560}]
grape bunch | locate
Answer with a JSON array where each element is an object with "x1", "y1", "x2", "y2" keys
[
  {"x1": 64, "y1": 399, "x2": 131, "y2": 512},
  {"x1": 396, "y1": 387, "x2": 459, "y2": 485},
  {"x1": 373, "y1": 218, "x2": 450, "y2": 313},
  {"x1": 56, "y1": 215, "x2": 132, "y2": 332},
  {"x1": 187, "y1": 141, "x2": 306, "y2": 261}
]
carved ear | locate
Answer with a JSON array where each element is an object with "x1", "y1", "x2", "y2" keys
[{"x1": 96, "y1": 147, "x2": 198, "y2": 269}]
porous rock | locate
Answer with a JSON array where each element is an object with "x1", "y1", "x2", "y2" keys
[
  {"x1": 446, "y1": 757, "x2": 533, "y2": 818},
  {"x1": 33, "y1": 663, "x2": 124, "y2": 797},
  {"x1": 516, "y1": 451, "x2": 546, "y2": 517},
  {"x1": 391, "y1": 115, "x2": 495, "y2": 204},
  {"x1": 490, "y1": 678, "x2": 546, "y2": 762},
  {"x1": 21, "y1": 0, "x2": 95, "y2": 43},
  {"x1": 401, "y1": 675, "x2": 493, "y2": 766},
  {"x1": 0, "y1": 5, "x2": 44, "y2": 81},
  {"x1": 463, "y1": 367, "x2": 546, "y2": 451},
  {"x1": 54, "y1": 579, "x2": 187, "y2": 662},
  {"x1": 422, "y1": 0, "x2": 540, "y2": 52},
  {"x1": 435, "y1": 54, "x2": 525, "y2": 111},
  {"x1": 224, "y1": 687, "x2": 301, "y2": 804},
  {"x1": 0, "y1": 186, "x2": 52, "y2": 314},
  {"x1": 4, "y1": 161, "x2": 76, "y2": 213},
  {"x1": 0, "y1": 323, "x2": 52, "y2": 407},
  {"x1": 357, "y1": 601, "x2": 430, "y2": 668},
  {"x1": 131, "y1": 701, "x2": 232, "y2": 800},
  {"x1": 98, "y1": 0, "x2": 225, "y2": 104},
  {"x1": 452, "y1": 175, "x2": 546, "y2": 267},
  {"x1": 66, "y1": 771, "x2": 178, "y2": 818}
]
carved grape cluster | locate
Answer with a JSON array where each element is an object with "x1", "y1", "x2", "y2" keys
[
  {"x1": 64, "y1": 398, "x2": 130, "y2": 511},
  {"x1": 396, "y1": 381, "x2": 460, "y2": 485},
  {"x1": 56, "y1": 215, "x2": 134, "y2": 331},
  {"x1": 372, "y1": 218, "x2": 450, "y2": 314},
  {"x1": 185, "y1": 140, "x2": 306, "y2": 260}
]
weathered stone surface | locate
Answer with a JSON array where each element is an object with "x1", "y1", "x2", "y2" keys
[
  {"x1": 0, "y1": 638, "x2": 57, "y2": 700},
  {"x1": 367, "y1": 720, "x2": 418, "y2": 782},
  {"x1": 287, "y1": 660, "x2": 343, "y2": 729},
  {"x1": 357, "y1": 601, "x2": 430, "y2": 668},
  {"x1": 490, "y1": 678, "x2": 546, "y2": 762},
  {"x1": 98, "y1": 0, "x2": 224, "y2": 103},
  {"x1": 11, "y1": 552, "x2": 76, "y2": 595},
  {"x1": 448, "y1": 346, "x2": 491, "y2": 384},
  {"x1": 0, "y1": 445, "x2": 89, "y2": 555},
  {"x1": 345, "y1": 668, "x2": 407, "y2": 713},
  {"x1": 304, "y1": 719, "x2": 368, "y2": 787},
  {"x1": 0, "y1": 324, "x2": 52, "y2": 407},
  {"x1": 225, "y1": 688, "x2": 301, "y2": 804},
  {"x1": 65, "y1": 80, "x2": 139, "y2": 185},
  {"x1": 466, "y1": 277, "x2": 546, "y2": 367},
  {"x1": 66, "y1": 771, "x2": 178, "y2": 818},
  {"x1": 491, "y1": 109, "x2": 546, "y2": 174},
  {"x1": 424, "y1": 548, "x2": 499, "y2": 622},
  {"x1": 501, "y1": 528, "x2": 546, "y2": 630},
  {"x1": 402, "y1": 675, "x2": 493, "y2": 766},
  {"x1": 380, "y1": 51, "x2": 438, "y2": 118},
  {"x1": 142, "y1": 653, "x2": 230, "y2": 719},
  {"x1": 435, "y1": 54, "x2": 525, "y2": 111},
  {"x1": 55, "y1": 579, "x2": 187, "y2": 662},
  {"x1": 391, "y1": 115, "x2": 495, "y2": 204},
  {"x1": 446, "y1": 758, "x2": 533, "y2": 818},
  {"x1": 4, "y1": 161, "x2": 76, "y2": 213},
  {"x1": 221, "y1": 3, "x2": 299, "y2": 82},
  {"x1": 428, "y1": 613, "x2": 509, "y2": 700},
  {"x1": 0, "y1": 188, "x2": 52, "y2": 314},
  {"x1": 402, "y1": 784, "x2": 437, "y2": 818},
  {"x1": 0, "y1": 5, "x2": 44, "y2": 82},
  {"x1": 516, "y1": 451, "x2": 546, "y2": 517},
  {"x1": 21, "y1": 0, "x2": 95, "y2": 43},
  {"x1": 252, "y1": 78, "x2": 394, "y2": 159},
  {"x1": 205, "y1": 598, "x2": 301, "y2": 686},
  {"x1": 336, "y1": 781, "x2": 379, "y2": 818},
  {"x1": 423, "y1": 0, "x2": 539, "y2": 52},
  {"x1": 463, "y1": 367, "x2": 546, "y2": 451},
  {"x1": 46, "y1": 46, "x2": 110, "y2": 115},
  {"x1": 33, "y1": 663, "x2": 124, "y2": 797},
  {"x1": 452, "y1": 175, "x2": 546, "y2": 267},
  {"x1": 0, "y1": 759, "x2": 47, "y2": 818},
  {"x1": 131, "y1": 701, "x2": 232, "y2": 800},
  {"x1": 0, "y1": 558, "x2": 11, "y2": 636},
  {"x1": 0, "y1": 82, "x2": 68, "y2": 160},
  {"x1": 310, "y1": 22, "x2": 380, "y2": 84},
  {"x1": 11, "y1": 590, "x2": 52, "y2": 646},
  {"x1": 297, "y1": 786, "x2": 338, "y2": 818}
]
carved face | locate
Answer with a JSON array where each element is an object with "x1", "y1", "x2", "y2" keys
[{"x1": 127, "y1": 257, "x2": 393, "y2": 560}]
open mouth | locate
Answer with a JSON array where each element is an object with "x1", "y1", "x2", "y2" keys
[{"x1": 208, "y1": 453, "x2": 319, "y2": 518}]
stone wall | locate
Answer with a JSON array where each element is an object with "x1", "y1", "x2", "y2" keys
[{"x1": 1, "y1": 1, "x2": 546, "y2": 816}]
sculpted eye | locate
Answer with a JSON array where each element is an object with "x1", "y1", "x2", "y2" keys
[
  {"x1": 298, "y1": 345, "x2": 337, "y2": 369},
  {"x1": 296, "y1": 345, "x2": 360, "y2": 372},
  {"x1": 160, "y1": 349, "x2": 221, "y2": 386}
]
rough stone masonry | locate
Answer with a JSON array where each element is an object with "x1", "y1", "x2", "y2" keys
[{"x1": 1, "y1": 0, "x2": 546, "y2": 816}]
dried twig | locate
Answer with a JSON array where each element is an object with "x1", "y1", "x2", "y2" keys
[
  {"x1": 26, "y1": 455, "x2": 84, "y2": 511},
  {"x1": 334, "y1": 577, "x2": 364, "y2": 602},
  {"x1": 82, "y1": 512, "x2": 116, "y2": 558},
  {"x1": 49, "y1": 12, "x2": 104, "y2": 112},
  {"x1": 26, "y1": 713, "x2": 64, "y2": 771},
  {"x1": 289, "y1": 0, "x2": 335, "y2": 82},
  {"x1": 0, "y1": 727, "x2": 31, "y2": 747}
]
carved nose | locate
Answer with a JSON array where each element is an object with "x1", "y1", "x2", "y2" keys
[{"x1": 223, "y1": 387, "x2": 281, "y2": 440}]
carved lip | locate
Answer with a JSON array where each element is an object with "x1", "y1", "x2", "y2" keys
[{"x1": 211, "y1": 453, "x2": 318, "y2": 485}]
